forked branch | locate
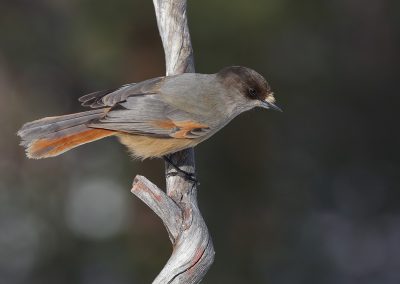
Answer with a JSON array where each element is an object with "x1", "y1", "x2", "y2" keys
[{"x1": 131, "y1": 1, "x2": 215, "y2": 283}]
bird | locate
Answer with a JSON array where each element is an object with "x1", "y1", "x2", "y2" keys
[{"x1": 18, "y1": 66, "x2": 281, "y2": 167}]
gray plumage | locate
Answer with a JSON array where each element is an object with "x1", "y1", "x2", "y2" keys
[
  {"x1": 18, "y1": 109, "x2": 106, "y2": 147},
  {"x1": 17, "y1": 66, "x2": 278, "y2": 159}
]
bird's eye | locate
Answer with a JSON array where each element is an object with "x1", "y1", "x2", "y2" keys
[{"x1": 248, "y1": 88, "x2": 257, "y2": 97}]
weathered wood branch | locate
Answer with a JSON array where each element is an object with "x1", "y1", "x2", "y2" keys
[{"x1": 131, "y1": 0, "x2": 215, "y2": 283}]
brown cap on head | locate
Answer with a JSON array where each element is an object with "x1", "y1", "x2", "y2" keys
[{"x1": 217, "y1": 66, "x2": 280, "y2": 111}]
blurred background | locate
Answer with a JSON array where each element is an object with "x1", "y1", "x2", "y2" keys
[{"x1": 0, "y1": 0, "x2": 399, "y2": 283}]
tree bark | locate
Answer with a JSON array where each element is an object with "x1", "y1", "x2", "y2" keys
[{"x1": 131, "y1": 1, "x2": 215, "y2": 283}]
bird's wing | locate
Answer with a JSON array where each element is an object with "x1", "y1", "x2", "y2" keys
[
  {"x1": 78, "y1": 77, "x2": 165, "y2": 108},
  {"x1": 88, "y1": 94, "x2": 211, "y2": 139}
]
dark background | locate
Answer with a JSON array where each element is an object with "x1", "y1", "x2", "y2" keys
[{"x1": 1, "y1": 0, "x2": 399, "y2": 283}]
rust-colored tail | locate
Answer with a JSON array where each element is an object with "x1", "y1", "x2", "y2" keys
[
  {"x1": 26, "y1": 128, "x2": 115, "y2": 158},
  {"x1": 18, "y1": 109, "x2": 115, "y2": 159}
]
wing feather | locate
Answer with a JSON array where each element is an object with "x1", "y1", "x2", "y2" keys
[
  {"x1": 78, "y1": 76, "x2": 164, "y2": 108},
  {"x1": 89, "y1": 95, "x2": 210, "y2": 139}
]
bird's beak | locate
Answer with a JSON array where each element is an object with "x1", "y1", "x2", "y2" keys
[{"x1": 260, "y1": 100, "x2": 283, "y2": 112}]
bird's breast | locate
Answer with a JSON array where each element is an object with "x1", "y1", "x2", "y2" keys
[{"x1": 116, "y1": 133, "x2": 199, "y2": 160}]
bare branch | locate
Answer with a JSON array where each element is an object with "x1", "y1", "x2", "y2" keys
[
  {"x1": 153, "y1": 0, "x2": 195, "y2": 75},
  {"x1": 131, "y1": 175, "x2": 181, "y2": 242},
  {"x1": 130, "y1": 0, "x2": 215, "y2": 283}
]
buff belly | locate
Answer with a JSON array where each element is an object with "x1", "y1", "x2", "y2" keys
[{"x1": 116, "y1": 133, "x2": 199, "y2": 159}]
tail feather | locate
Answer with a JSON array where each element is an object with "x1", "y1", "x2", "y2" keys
[
  {"x1": 26, "y1": 128, "x2": 115, "y2": 159},
  {"x1": 18, "y1": 109, "x2": 107, "y2": 142},
  {"x1": 18, "y1": 109, "x2": 115, "y2": 159}
]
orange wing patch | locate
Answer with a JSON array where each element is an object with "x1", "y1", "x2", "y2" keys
[
  {"x1": 151, "y1": 120, "x2": 176, "y2": 129},
  {"x1": 150, "y1": 120, "x2": 209, "y2": 139},
  {"x1": 172, "y1": 121, "x2": 209, "y2": 138}
]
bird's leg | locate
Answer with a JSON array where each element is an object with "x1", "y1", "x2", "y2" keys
[{"x1": 163, "y1": 155, "x2": 199, "y2": 185}]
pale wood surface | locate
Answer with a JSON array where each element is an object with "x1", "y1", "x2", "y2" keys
[{"x1": 131, "y1": 0, "x2": 215, "y2": 283}]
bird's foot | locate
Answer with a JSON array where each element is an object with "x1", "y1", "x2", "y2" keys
[{"x1": 163, "y1": 156, "x2": 199, "y2": 186}]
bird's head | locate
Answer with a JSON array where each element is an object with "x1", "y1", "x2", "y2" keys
[{"x1": 217, "y1": 66, "x2": 282, "y2": 113}]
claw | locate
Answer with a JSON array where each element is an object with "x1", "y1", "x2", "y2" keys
[{"x1": 163, "y1": 156, "x2": 199, "y2": 186}]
